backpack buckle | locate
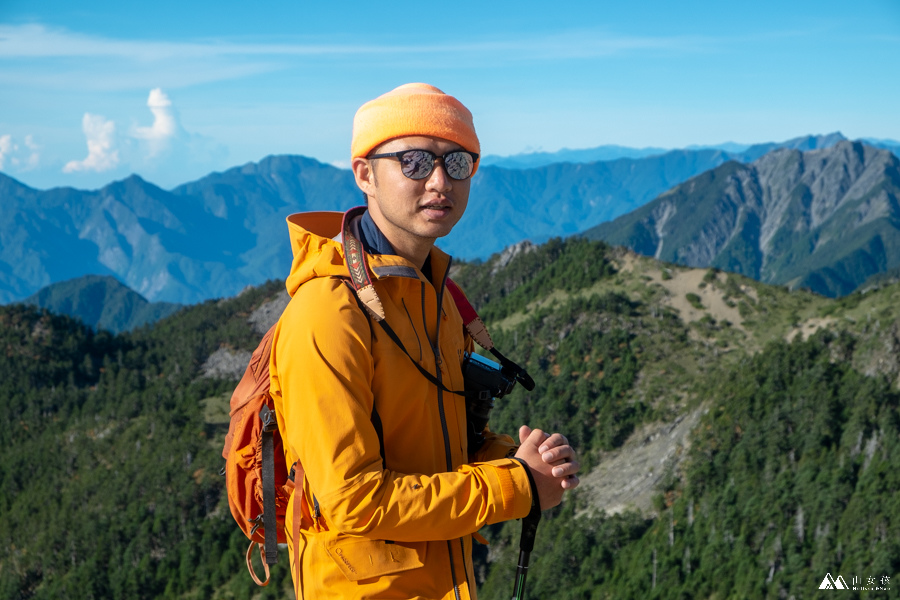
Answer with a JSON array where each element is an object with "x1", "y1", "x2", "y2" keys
[
  {"x1": 259, "y1": 405, "x2": 278, "y2": 433},
  {"x1": 248, "y1": 514, "x2": 264, "y2": 536}
]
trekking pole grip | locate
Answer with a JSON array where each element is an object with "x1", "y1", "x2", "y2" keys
[{"x1": 510, "y1": 458, "x2": 542, "y2": 600}]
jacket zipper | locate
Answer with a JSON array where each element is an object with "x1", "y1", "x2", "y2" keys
[{"x1": 430, "y1": 259, "x2": 465, "y2": 600}]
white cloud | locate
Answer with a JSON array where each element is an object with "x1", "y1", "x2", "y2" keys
[
  {"x1": 63, "y1": 114, "x2": 119, "y2": 173},
  {"x1": 23, "y1": 135, "x2": 40, "y2": 169},
  {"x1": 0, "y1": 23, "x2": 741, "y2": 98},
  {"x1": 0, "y1": 23, "x2": 725, "y2": 62},
  {"x1": 51, "y1": 90, "x2": 225, "y2": 186},
  {"x1": 0, "y1": 24, "x2": 385, "y2": 60},
  {"x1": 124, "y1": 88, "x2": 228, "y2": 184},
  {"x1": 0, "y1": 135, "x2": 13, "y2": 170},
  {"x1": 0, "y1": 134, "x2": 39, "y2": 171},
  {"x1": 133, "y1": 88, "x2": 177, "y2": 156}
]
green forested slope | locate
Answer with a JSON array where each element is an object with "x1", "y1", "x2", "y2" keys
[
  {"x1": 24, "y1": 275, "x2": 182, "y2": 334},
  {"x1": 458, "y1": 244, "x2": 900, "y2": 598},
  {"x1": 476, "y1": 333, "x2": 900, "y2": 599},
  {"x1": 2, "y1": 238, "x2": 899, "y2": 599},
  {"x1": 0, "y1": 281, "x2": 294, "y2": 599}
]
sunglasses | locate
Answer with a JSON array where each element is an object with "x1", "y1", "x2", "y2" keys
[{"x1": 367, "y1": 148, "x2": 479, "y2": 181}]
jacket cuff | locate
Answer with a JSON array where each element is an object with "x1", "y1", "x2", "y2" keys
[
  {"x1": 485, "y1": 458, "x2": 534, "y2": 521},
  {"x1": 510, "y1": 457, "x2": 541, "y2": 521}
]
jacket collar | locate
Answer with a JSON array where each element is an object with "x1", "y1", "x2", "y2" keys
[
  {"x1": 359, "y1": 209, "x2": 395, "y2": 257},
  {"x1": 359, "y1": 209, "x2": 435, "y2": 282}
]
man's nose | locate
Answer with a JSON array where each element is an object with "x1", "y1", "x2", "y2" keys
[{"x1": 425, "y1": 159, "x2": 452, "y2": 192}]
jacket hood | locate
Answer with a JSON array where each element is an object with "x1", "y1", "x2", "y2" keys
[
  {"x1": 284, "y1": 211, "x2": 350, "y2": 297},
  {"x1": 283, "y1": 209, "x2": 454, "y2": 298}
]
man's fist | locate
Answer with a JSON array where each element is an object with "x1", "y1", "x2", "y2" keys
[{"x1": 514, "y1": 425, "x2": 580, "y2": 510}]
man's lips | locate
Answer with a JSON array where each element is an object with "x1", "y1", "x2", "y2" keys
[{"x1": 419, "y1": 201, "x2": 452, "y2": 217}]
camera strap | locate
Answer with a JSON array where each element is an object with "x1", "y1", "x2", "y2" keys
[
  {"x1": 344, "y1": 280, "x2": 470, "y2": 398},
  {"x1": 339, "y1": 205, "x2": 532, "y2": 394},
  {"x1": 444, "y1": 279, "x2": 494, "y2": 350},
  {"x1": 445, "y1": 280, "x2": 535, "y2": 392}
]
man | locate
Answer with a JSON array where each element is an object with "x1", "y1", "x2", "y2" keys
[{"x1": 269, "y1": 83, "x2": 580, "y2": 599}]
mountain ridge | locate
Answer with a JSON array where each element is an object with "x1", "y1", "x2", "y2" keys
[
  {"x1": 584, "y1": 141, "x2": 900, "y2": 296},
  {"x1": 1, "y1": 133, "x2": 892, "y2": 305}
]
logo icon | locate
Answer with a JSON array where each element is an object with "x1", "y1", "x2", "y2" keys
[{"x1": 819, "y1": 573, "x2": 848, "y2": 590}]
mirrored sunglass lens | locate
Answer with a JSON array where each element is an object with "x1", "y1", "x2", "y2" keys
[
  {"x1": 444, "y1": 152, "x2": 473, "y2": 180},
  {"x1": 399, "y1": 150, "x2": 434, "y2": 179}
]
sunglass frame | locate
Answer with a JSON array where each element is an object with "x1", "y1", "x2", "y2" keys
[{"x1": 367, "y1": 149, "x2": 479, "y2": 181}]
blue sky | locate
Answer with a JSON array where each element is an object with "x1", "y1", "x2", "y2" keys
[{"x1": 1, "y1": 0, "x2": 898, "y2": 190}]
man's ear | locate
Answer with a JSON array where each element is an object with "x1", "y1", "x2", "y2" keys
[{"x1": 352, "y1": 157, "x2": 375, "y2": 198}]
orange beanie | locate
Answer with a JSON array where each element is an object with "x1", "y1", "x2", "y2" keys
[{"x1": 351, "y1": 83, "x2": 480, "y2": 173}]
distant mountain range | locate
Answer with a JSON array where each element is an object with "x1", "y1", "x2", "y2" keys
[
  {"x1": 0, "y1": 156, "x2": 359, "y2": 304},
  {"x1": 1, "y1": 133, "x2": 895, "y2": 305},
  {"x1": 584, "y1": 141, "x2": 900, "y2": 297},
  {"x1": 24, "y1": 275, "x2": 181, "y2": 333},
  {"x1": 480, "y1": 145, "x2": 672, "y2": 168},
  {"x1": 862, "y1": 137, "x2": 900, "y2": 156},
  {"x1": 481, "y1": 132, "x2": 890, "y2": 170}
]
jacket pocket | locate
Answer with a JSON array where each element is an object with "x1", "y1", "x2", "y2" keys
[{"x1": 324, "y1": 537, "x2": 426, "y2": 582}]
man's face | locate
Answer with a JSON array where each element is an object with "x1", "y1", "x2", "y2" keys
[{"x1": 356, "y1": 135, "x2": 471, "y2": 252}]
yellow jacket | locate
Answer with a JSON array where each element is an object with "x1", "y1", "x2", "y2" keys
[{"x1": 269, "y1": 210, "x2": 533, "y2": 600}]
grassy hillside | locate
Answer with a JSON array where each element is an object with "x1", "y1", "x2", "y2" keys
[{"x1": 3, "y1": 238, "x2": 900, "y2": 599}]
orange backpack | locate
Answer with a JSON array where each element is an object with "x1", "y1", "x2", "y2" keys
[
  {"x1": 220, "y1": 324, "x2": 296, "y2": 586},
  {"x1": 220, "y1": 207, "x2": 511, "y2": 586}
]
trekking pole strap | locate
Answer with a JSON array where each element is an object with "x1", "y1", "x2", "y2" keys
[{"x1": 510, "y1": 458, "x2": 542, "y2": 527}]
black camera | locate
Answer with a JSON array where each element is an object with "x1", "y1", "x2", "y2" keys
[{"x1": 462, "y1": 352, "x2": 518, "y2": 455}]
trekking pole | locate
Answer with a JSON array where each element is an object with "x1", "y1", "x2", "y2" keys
[{"x1": 511, "y1": 508, "x2": 541, "y2": 599}]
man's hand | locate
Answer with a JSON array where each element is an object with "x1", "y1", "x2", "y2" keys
[{"x1": 513, "y1": 425, "x2": 580, "y2": 511}]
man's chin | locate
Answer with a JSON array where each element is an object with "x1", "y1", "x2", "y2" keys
[
  {"x1": 414, "y1": 218, "x2": 459, "y2": 239},
  {"x1": 422, "y1": 224, "x2": 456, "y2": 240}
]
